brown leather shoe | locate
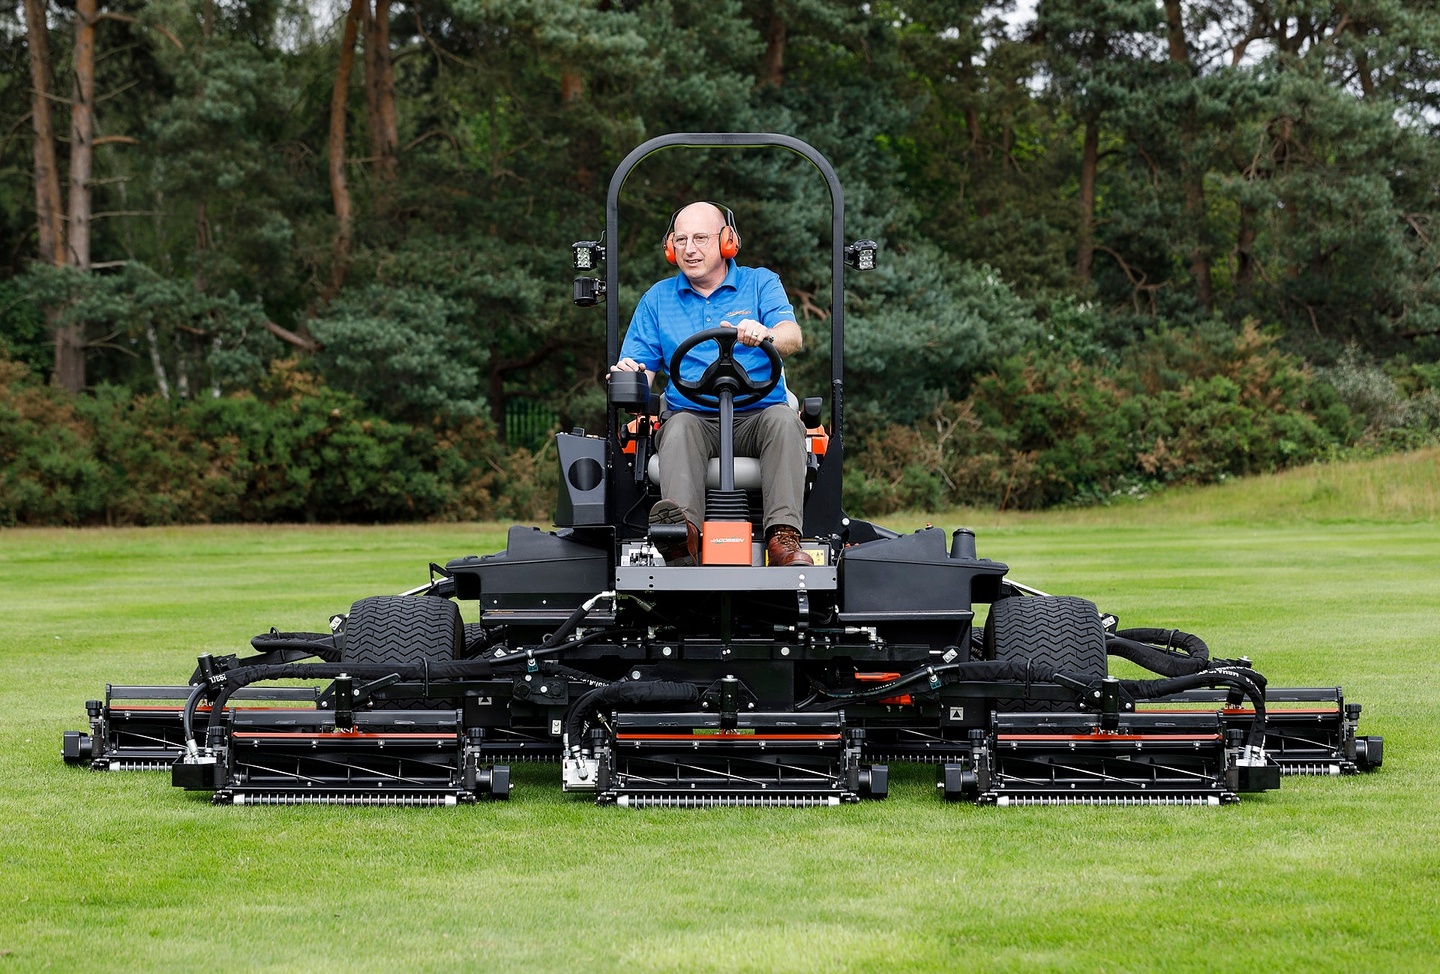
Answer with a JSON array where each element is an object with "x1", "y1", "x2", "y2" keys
[
  {"x1": 649, "y1": 498, "x2": 699, "y2": 567},
  {"x1": 765, "y1": 525, "x2": 813, "y2": 567}
]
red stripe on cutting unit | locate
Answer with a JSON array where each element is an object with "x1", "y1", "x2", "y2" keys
[
  {"x1": 616, "y1": 732, "x2": 842, "y2": 742},
  {"x1": 998, "y1": 733, "x2": 1222, "y2": 742}
]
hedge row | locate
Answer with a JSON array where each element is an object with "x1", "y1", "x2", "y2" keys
[
  {"x1": 6, "y1": 328, "x2": 1437, "y2": 527},
  {"x1": 843, "y1": 323, "x2": 1440, "y2": 514},
  {"x1": 0, "y1": 358, "x2": 556, "y2": 527}
]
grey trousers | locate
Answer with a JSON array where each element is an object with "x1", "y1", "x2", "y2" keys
[{"x1": 654, "y1": 404, "x2": 807, "y2": 531}]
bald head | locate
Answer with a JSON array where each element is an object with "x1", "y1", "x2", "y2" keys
[
  {"x1": 668, "y1": 201, "x2": 737, "y2": 293},
  {"x1": 674, "y1": 201, "x2": 727, "y2": 227}
]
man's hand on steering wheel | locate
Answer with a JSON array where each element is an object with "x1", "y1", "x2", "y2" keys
[{"x1": 730, "y1": 319, "x2": 770, "y2": 348}]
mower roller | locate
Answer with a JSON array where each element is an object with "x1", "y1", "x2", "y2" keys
[{"x1": 64, "y1": 133, "x2": 1382, "y2": 807}]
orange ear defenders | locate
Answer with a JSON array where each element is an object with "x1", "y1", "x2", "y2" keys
[{"x1": 664, "y1": 202, "x2": 741, "y2": 264}]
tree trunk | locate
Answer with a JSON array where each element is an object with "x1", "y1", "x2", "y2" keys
[
  {"x1": 488, "y1": 364, "x2": 506, "y2": 438},
  {"x1": 327, "y1": 0, "x2": 365, "y2": 299},
  {"x1": 961, "y1": 49, "x2": 990, "y2": 218},
  {"x1": 364, "y1": 0, "x2": 398, "y2": 183},
  {"x1": 146, "y1": 321, "x2": 172, "y2": 400},
  {"x1": 69, "y1": 0, "x2": 96, "y2": 273},
  {"x1": 1355, "y1": 51, "x2": 1375, "y2": 98},
  {"x1": 1234, "y1": 203, "x2": 1257, "y2": 298},
  {"x1": 363, "y1": 1, "x2": 381, "y2": 161},
  {"x1": 1184, "y1": 171, "x2": 1214, "y2": 310},
  {"x1": 1075, "y1": 119, "x2": 1098, "y2": 282},
  {"x1": 50, "y1": 0, "x2": 99, "y2": 392},
  {"x1": 967, "y1": 105, "x2": 990, "y2": 218},
  {"x1": 1163, "y1": 0, "x2": 1213, "y2": 311},
  {"x1": 560, "y1": 70, "x2": 584, "y2": 104},
  {"x1": 759, "y1": 6, "x2": 786, "y2": 87},
  {"x1": 194, "y1": 0, "x2": 213, "y2": 295},
  {"x1": 23, "y1": 0, "x2": 65, "y2": 268},
  {"x1": 374, "y1": 0, "x2": 398, "y2": 177}
]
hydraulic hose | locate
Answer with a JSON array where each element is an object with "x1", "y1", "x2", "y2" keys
[
  {"x1": 1119, "y1": 627, "x2": 1209, "y2": 658},
  {"x1": 484, "y1": 591, "x2": 619, "y2": 666},
  {"x1": 800, "y1": 659, "x2": 1270, "y2": 750},
  {"x1": 486, "y1": 627, "x2": 642, "y2": 668},
  {"x1": 542, "y1": 591, "x2": 614, "y2": 648},
  {"x1": 1117, "y1": 668, "x2": 1270, "y2": 749},
  {"x1": 1107, "y1": 627, "x2": 1261, "y2": 684},
  {"x1": 563, "y1": 680, "x2": 701, "y2": 755},
  {"x1": 185, "y1": 658, "x2": 497, "y2": 751},
  {"x1": 537, "y1": 660, "x2": 614, "y2": 688},
  {"x1": 1106, "y1": 627, "x2": 1214, "y2": 677},
  {"x1": 800, "y1": 660, "x2": 1094, "y2": 711},
  {"x1": 181, "y1": 680, "x2": 211, "y2": 759},
  {"x1": 1107, "y1": 634, "x2": 1208, "y2": 677}
]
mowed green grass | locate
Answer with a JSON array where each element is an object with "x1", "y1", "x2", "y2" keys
[{"x1": 2, "y1": 450, "x2": 1438, "y2": 972}]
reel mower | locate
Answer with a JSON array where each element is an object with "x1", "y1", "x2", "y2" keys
[{"x1": 64, "y1": 133, "x2": 1381, "y2": 807}]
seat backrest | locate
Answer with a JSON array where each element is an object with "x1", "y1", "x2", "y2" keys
[
  {"x1": 644, "y1": 390, "x2": 799, "y2": 491},
  {"x1": 647, "y1": 454, "x2": 764, "y2": 490}
]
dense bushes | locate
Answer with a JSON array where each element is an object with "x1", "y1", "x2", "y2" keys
[
  {"x1": 0, "y1": 359, "x2": 108, "y2": 525},
  {"x1": 7, "y1": 322, "x2": 1439, "y2": 527},
  {"x1": 0, "y1": 358, "x2": 555, "y2": 527},
  {"x1": 844, "y1": 322, "x2": 1437, "y2": 515}
]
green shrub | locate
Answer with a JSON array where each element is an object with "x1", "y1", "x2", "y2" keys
[
  {"x1": 2, "y1": 322, "x2": 1405, "y2": 526},
  {"x1": 0, "y1": 359, "x2": 109, "y2": 526},
  {"x1": 845, "y1": 321, "x2": 1354, "y2": 517},
  {"x1": 0, "y1": 356, "x2": 518, "y2": 526},
  {"x1": 1315, "y1": 347, "x2": 1440, "y2": 450}
]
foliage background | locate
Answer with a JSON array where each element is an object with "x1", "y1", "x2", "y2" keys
[{"x1": 3, "y1": 0, "x2": 1440, "y2": 524}]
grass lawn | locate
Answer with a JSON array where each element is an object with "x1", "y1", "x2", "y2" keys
[{"x1": 2, "y1": 450, "x2": 1438, "y2": 972}]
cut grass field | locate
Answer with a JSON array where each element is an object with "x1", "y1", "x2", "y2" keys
[{"x1": 3, "y1": 450, "x2": 1438, "y2": 972}]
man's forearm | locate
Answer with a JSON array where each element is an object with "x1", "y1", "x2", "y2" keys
[{"x1": 768, "y1": 320, "x2": 803, "y2": 357}]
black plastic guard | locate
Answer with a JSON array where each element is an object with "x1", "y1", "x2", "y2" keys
[
  {"x1": 446, "y1": 526, "x2": 611, "y2": 617},
  {"x1": 840, "y1": 527, "x2": 1008, "y2": 619}
]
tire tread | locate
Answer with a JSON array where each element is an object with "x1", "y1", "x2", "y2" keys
[
  {"x1": 985, "y1": 595, "x2": 1107, "y2": 711},
  {"x1": 342, "y1": 596, "x2": 463, "y2": 666}
]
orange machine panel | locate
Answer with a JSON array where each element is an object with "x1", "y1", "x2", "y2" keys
[{"x1": 702, "y1": 521, "x2": 754, "y2": 565}]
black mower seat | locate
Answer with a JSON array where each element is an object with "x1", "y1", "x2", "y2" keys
[
  {"x1": 642, "y1": 390, "x2": 799, "y2": 491},
  {"x1": 646, "y1": 454, "x2": 765, "y2": 491}
]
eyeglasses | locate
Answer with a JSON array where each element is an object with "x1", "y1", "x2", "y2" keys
[{"x1": 670, "y1": 229, "x2": 725, "y2": 250}]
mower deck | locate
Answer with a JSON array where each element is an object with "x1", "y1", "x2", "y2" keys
[
  {"x1": 578, "y1": 711, "x2": 883, "y2": 807},
  {"x1": 64, "y1": 684, "x2": 321, "y2": 771},
  {"x1": 1145, "y1": 687, "x2": 1382, "y2": 775}
]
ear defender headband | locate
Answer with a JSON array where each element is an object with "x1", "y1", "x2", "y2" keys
[{"x1": 664, "y1": 202, "x2": 741, "y2": 264}]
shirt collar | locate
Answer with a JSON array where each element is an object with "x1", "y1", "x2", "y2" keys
[{"x1": 677, "y1": 259, "x2": 738, "y2": 296}]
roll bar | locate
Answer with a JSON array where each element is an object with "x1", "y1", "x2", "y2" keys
[
  {"x1": 604, "y1": 133, "x2": 845, "y2": 409},
  {"x1": 600, "y1": 132, "x2": 851, "y2": 537}
]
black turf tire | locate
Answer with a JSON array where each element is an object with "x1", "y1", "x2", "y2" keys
[
  {"x1": 342, "y1": 595, "x2": 464, "y2": 665},
  {"x1": 462, "y1": 622, "x2": 489, "y2": 656},
  {"x1": 984, "y1": 595, "x2": 1107, "y2": 712}
]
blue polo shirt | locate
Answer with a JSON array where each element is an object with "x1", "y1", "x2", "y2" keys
[{"x1": 620, "y1": 261, "x2": 797, "y2": 413}]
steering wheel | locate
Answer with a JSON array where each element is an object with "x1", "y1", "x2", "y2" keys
[{"x1": 668, "y1": 326, "x2": 783, "y2": 410}]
